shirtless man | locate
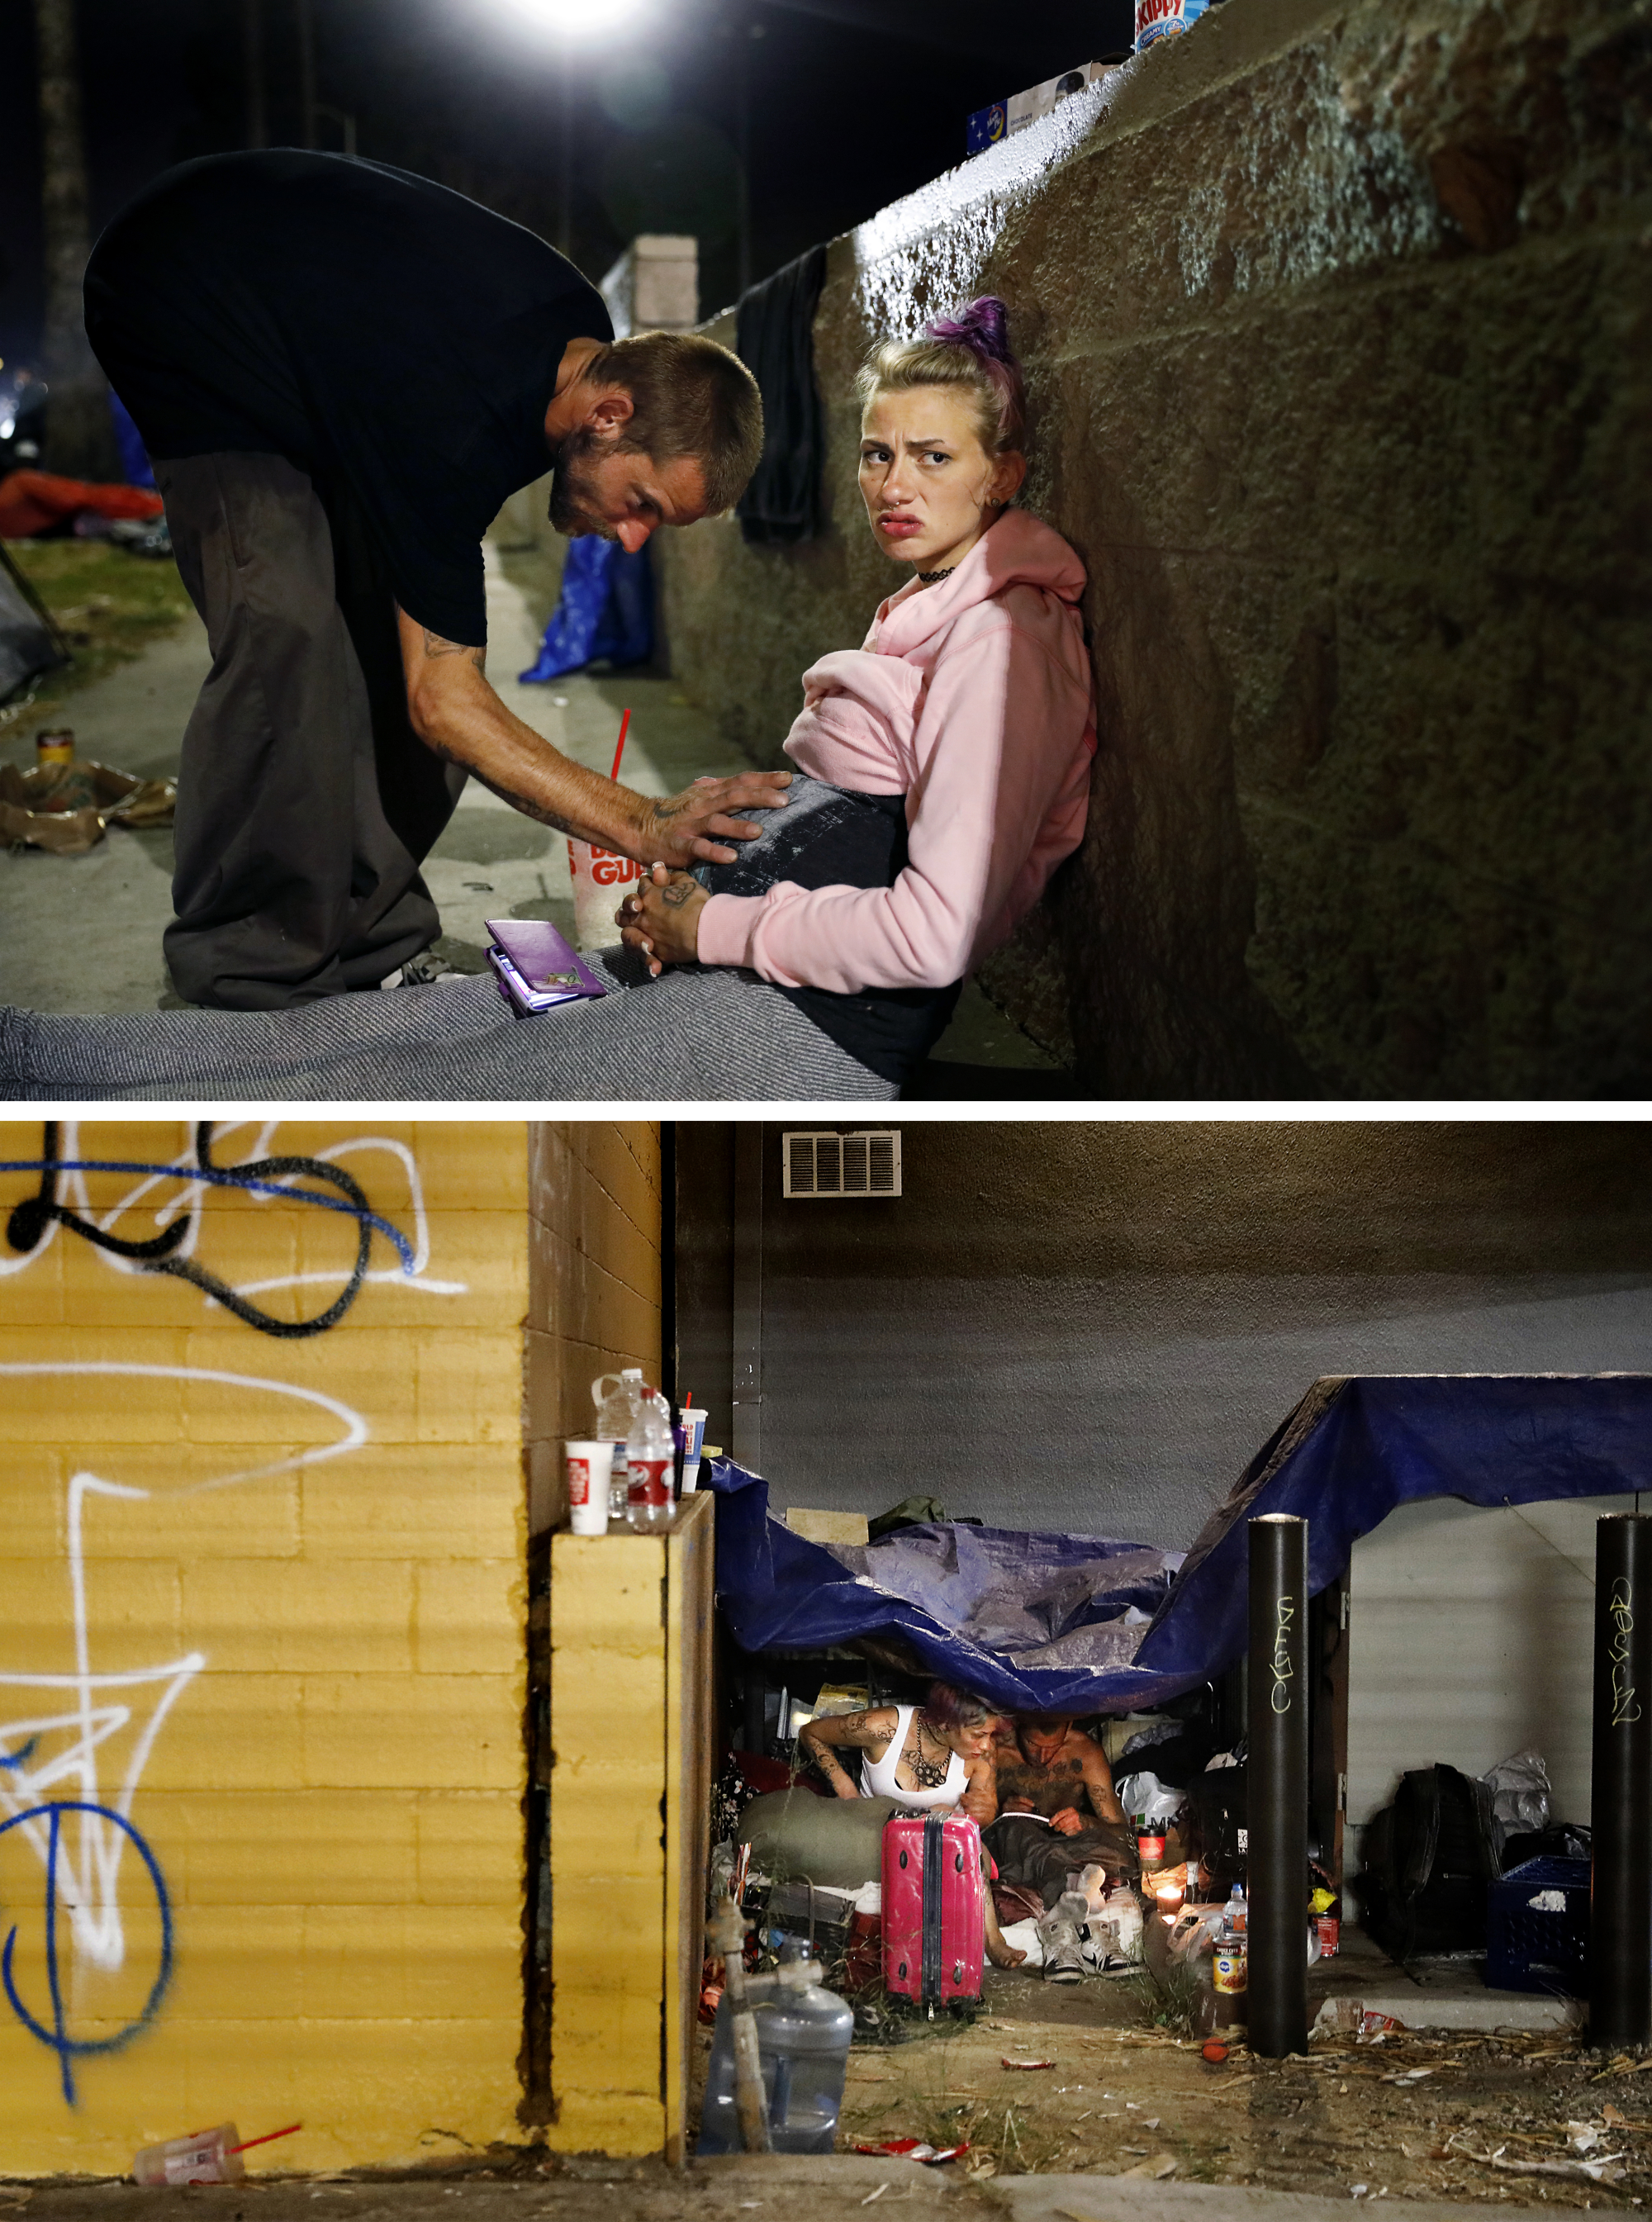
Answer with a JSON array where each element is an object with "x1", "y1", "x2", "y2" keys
[
  {"x1": 990, "y1": 1714, "x2": 1126, "y2": 1831},
  {"x1": 982, "y1": 1714, "x2": 1135, "y2": 1915}
]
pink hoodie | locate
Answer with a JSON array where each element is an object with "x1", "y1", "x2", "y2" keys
[{"x1": 695, "y1": 508, "x2": 1096, "y2": 994}]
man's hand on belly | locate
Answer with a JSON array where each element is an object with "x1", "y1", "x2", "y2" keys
[{"x1": 397, "y1": 607, "x2": 790, "y2": 863}]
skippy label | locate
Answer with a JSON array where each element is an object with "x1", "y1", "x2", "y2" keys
[{"x1": 1137, "y1": 0, "x2": 1213, "y2": 46}]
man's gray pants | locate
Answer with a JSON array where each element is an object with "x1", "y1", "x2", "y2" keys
[{"x1": 155, "y1": 452, "x2": 466, "y2": 1011}]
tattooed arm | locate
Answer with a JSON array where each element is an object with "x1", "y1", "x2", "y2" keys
[
  {"x1": 797, "y1": 1706, "x2": 897, "y2": 1802},
  {"x1": 1077, "y1": 1734, "x2": 1125, "y2": 1826},
  {"x1": 396, "y1": 606, "x2": 790, "y2": 865},
  {"x1": 961, "y1": 1748, "x2": 999, "y2": 1827}
]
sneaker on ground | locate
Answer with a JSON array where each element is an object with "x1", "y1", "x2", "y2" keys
[{"x1": 1037, "y1": 1891, "x2": 1089, "y2": 1985}]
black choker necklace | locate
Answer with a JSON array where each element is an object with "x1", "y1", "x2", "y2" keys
[{"x1": 917, "y1": 565, "x2": 956, "y2": 584}]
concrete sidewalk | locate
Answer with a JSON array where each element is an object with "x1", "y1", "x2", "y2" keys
[
  {"x1": 991, "y1": 2181, "x2": 1543, "y2": 2222},
  {"x1": 0, "y1": 2163, "x2": 1551, "y2": 2222}
]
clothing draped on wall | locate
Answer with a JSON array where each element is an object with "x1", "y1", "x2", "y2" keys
[{"x1": 734, "y1": 244, "x2": 828, "y2": 546}]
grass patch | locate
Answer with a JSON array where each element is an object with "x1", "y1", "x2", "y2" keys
[
  {"x1": 2, "y1": 542, "x2": 194, "y2": 738},
  {"x1": 1129, "y1": 1956, "x2": 1207, "y2": 2038}
]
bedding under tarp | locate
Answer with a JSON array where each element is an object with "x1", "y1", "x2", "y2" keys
[{"x1": 710, "y1": 1375, "x2": 1652, "y2": 1715}]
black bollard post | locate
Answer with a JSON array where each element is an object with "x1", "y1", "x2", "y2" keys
[
  {"x1": 1591, "y1": 1513, "x2": 1652, "y2": 2048},
  {"x1": 1248, "y1": 1512, "x2": 1309, "y2": 2058}
]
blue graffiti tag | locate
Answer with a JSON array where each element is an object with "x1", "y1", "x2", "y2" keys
[{"x1": 0, "y1": 1802, "x2": 173, "y2": 2105}]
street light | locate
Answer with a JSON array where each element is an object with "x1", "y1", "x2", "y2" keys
[
  {"x1": 488, "y1": 0, "x2": 653, "y2": 258},
  {"x1": 497, "y1": 0, "x2": 649, "y2": 36}
]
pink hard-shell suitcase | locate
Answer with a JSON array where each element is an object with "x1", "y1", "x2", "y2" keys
[{"x1": 881, "y1": 1810, "x2": 986, "y2": 2007}]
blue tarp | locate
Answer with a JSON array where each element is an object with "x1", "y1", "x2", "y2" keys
[{"x1": 710, "y1": 1375, "x2": 1652, "y2": 1716}]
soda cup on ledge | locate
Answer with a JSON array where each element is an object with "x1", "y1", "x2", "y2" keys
[
  {"x1": 564, "y1": 1439, "x2": 615, "y2": 1536},
  {"x1": 676, "y1": 1406, "x2": 710, "y2": 1493}
]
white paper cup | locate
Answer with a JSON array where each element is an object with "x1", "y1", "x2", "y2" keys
[
  {"x1": 677, "y1": 1408, "x2": 709, "y2": 1493},
  {"x1": 565, "y1": 1440, "x2": 614, "y2": 1536},
  {"x1": 567, "y1": 837, "x2": 644, "y2": 950}
]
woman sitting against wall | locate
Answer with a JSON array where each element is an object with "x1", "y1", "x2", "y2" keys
[
  {"x1": 3, "y1": 300, "x2": 1094, "y2": 1102},
  {"x1": 615, "y1": 297, "x2": 1095, "y2": 1095}
]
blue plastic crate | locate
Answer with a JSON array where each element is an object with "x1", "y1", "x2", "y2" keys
[{"x1": 1485, "y1": 1856, "x2": 1590, "y2": 1996}]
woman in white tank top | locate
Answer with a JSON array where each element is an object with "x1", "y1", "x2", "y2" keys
[
  {"x1": 797, "y1": 1680, "x2": 1029, "y2": 1971},
  {"x1": 799, "y1": 1683, "x2": 995, "y2": 1816}
]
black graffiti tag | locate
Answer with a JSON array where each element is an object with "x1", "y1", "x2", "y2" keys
[{"x1": 2, "y1": 1122, "x2": 415, "y2": 1339}]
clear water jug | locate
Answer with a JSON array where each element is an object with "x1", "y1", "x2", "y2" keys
[
  {"x1": 592, "y1": 1367, "x2": 644, "y2": 1518},
  {"x1": 695, "y1": 1956, "x2": 854, "y2": 2154}
]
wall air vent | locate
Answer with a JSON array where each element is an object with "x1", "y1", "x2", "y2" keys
[{"x1": 782, "y1": 1129, "x2": 901, "y2": 1199}]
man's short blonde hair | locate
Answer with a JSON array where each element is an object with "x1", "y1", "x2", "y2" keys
[{"x1": 582, "y1": 330, "x2": 764, "y2": 515}]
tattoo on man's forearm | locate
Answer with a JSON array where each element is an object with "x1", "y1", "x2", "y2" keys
[
  {"x1": 458, "y1": 761, "x2": 581, "y2": 837},
  {"x1": 421, "y1": 628, "x2": 486, "y2": 672}
]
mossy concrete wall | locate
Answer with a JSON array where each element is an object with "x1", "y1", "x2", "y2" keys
[{"x1": 655, "y1": 0, "x2": 1650, "y2": 1098}]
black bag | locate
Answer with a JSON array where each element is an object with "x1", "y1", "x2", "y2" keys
[
  {"x1": 1502, "y1": 1821, "x2": 1592, "y2": 1868},
  {"x1": 1181, "y1": 1765, "x2": 1249, "y2": 1899},
  {"x1": 1355, "y1": 1764, "x2": 1499, "y2": 1962}
]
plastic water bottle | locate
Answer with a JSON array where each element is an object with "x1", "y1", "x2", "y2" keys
[
  {"x1": 592, "y1": 1368, "x2": 645, "y2": 1519},
  {"x1": 695, "y1": 1955, "x2": 854, "y2": 2154},
  {"x1": 625, "y1": 1383, "x2": 675, "y2": 1532},
  {"x1": 1223, "y1": 1882, "x2": 1248, "y2": 1942}
]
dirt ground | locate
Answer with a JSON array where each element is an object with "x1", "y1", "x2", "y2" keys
[{"x1": 790, "y1": 1963, "x2": 1648, "y2": 2204}]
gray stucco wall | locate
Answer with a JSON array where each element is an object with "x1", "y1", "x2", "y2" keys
[
  {"x1": 672, "y1": 1121, "x2": 1652, "y2": 1548},
  {"x1": 653, "y1": 0, "x2": 1651, "y2": 1099}
]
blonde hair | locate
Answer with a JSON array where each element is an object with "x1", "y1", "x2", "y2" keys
[{"x1": 856, "y1": 296, "x2": 1025, "y2": 458}]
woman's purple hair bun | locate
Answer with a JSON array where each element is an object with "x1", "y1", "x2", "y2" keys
[
  {"x1": 923, "y1": 295, "x2": 1014, "y2": 366},
  {"x1": 856, "y1": 293, "x2": 1026, "y2": 455}
]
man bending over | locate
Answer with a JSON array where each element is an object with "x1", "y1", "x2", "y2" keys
[{"x1": 87, "y1": 150, "x2": 786, "y2": 1009}]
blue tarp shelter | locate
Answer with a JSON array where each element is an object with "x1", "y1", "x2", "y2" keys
[{"x1": 709, "y1": 1375, "x2": 1652, "y2": 1716}]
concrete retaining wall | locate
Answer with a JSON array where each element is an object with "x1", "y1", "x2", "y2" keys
[{"x1": 654, "y1": 0, "x2": 1651, "y2": 1097}]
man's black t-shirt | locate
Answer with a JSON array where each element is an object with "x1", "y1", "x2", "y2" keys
[{"x1": 85, "y1": 150, "x2": 611, "y2": 646}]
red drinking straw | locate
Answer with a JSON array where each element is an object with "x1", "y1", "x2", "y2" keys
[
  {"x1": 610, "y1": 708, "x2": 632, "y2": 783},
  {"x1": 226, "y1": 2123, "x2": 303, "y2": 2156}
]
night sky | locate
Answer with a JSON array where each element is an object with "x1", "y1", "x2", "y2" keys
[{"x1": 0, "y1": 0, "x2": 1135, "y2": 376}]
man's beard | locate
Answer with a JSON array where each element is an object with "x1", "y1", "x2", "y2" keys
[{"x1": 548, "y1": 425, "x2": 617, "y2": 539}]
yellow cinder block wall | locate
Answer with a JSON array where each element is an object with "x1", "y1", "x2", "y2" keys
[{"x1": 0, "y1": 1118, "x2": 662, "y2": 2175}]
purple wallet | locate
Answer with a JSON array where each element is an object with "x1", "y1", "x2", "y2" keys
[{"x1": 485, "y1": 917, "x2": 607, "y2": 1016}]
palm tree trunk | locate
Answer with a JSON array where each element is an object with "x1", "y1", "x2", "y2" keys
[{"x1": 33, "y1": 0, "x2": 117, "y2": 477}]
